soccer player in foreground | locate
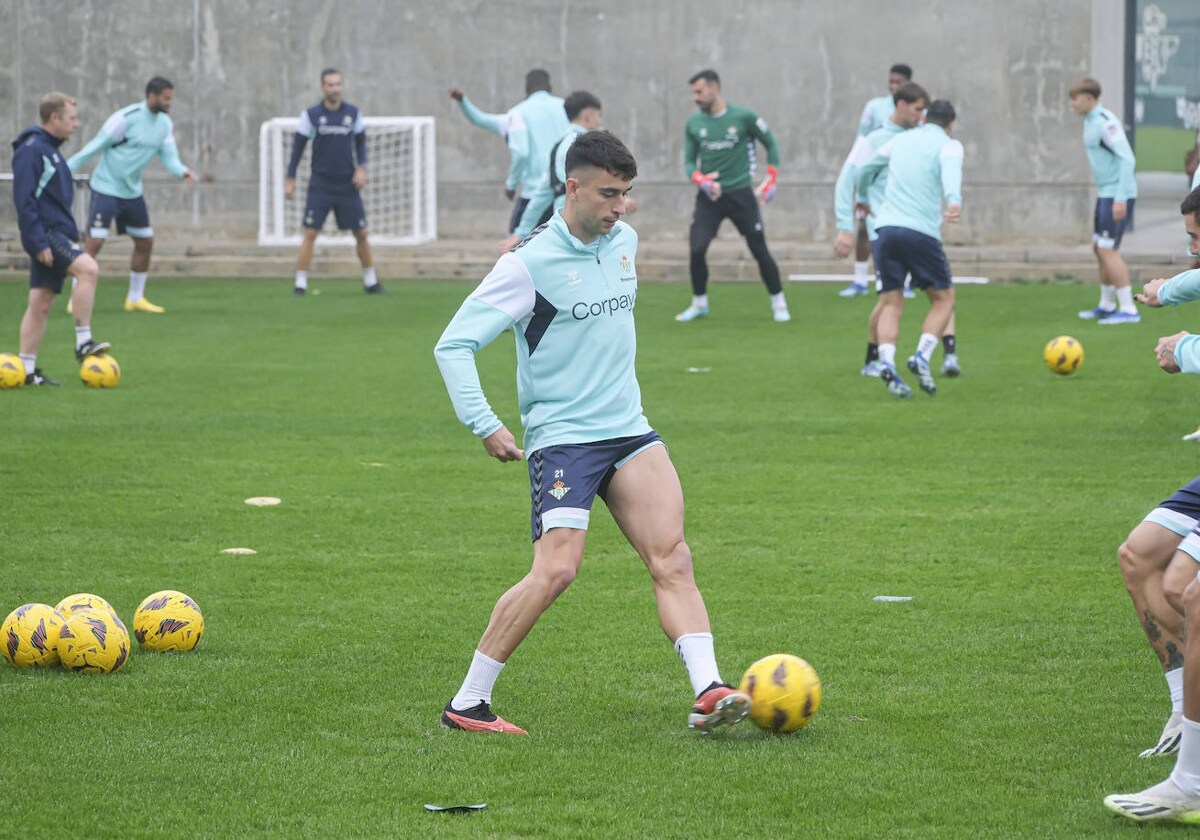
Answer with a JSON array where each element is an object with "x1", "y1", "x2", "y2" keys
[
  {"x1": 856, "y1": 99, "x2": 962, "y2": 398},
  {"x1": 1105, "y1": 187, "x2": 1200, "y2": 822},
  {"x1": 12, "y1": 93, "x2": 110, "y2": 386},
  {"x1": 838, "y1": 62, "x2": 913, "y2": 299},
  {"x1": 677, "y1": 69, "x2": 789, "y2": 323},
  {"x1": 1069, "y1": 77, "x2": 1139, "y2": 325},
  {"x1": 67, "y1": 76, "x2": 197, "y2": 314},
  {"x1": 434, "y1": 131, "x2": 750, "y2": 735},
  {"x1": 285, "y1": 68, "x2": 381, "y2": 296}
]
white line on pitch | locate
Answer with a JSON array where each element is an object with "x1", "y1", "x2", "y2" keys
[{"x1": 787, "y1": 274, "x2": 989, "y2": 285}]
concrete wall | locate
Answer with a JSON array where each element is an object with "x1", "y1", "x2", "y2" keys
[{"x1": 1, "y1": 0, "x2": 1097, "y2": 244}]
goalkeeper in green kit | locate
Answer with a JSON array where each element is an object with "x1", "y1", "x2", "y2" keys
[{"x1": 677, "y1": 69, "x2": 789, "y2": 323}]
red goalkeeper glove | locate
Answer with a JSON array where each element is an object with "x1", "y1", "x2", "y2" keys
[
  {"x1": 691, "y1": 170, "x2": 720, "y2": 200},
  {"x1": 757, "y1": 165, "x2": 778, "y2": 205}
]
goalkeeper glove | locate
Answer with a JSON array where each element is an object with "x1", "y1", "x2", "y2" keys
[
  {"x1": 757, "y1": 165, "x2": 778, "y2": 205},
  {"x1": 691, "y1": 170, "x2": 720, "y2": 201}
]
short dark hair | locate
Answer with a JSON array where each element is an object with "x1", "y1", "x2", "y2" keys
[
  {"x1": 926, "y1": 99, "x2": 956, "y2": 127},
  {"x1": 565, "y1": 130, "x2": 637, "y2": 181},
  {"x1": 1069, "y1": 77, "x2": 1101, "y2": 98},
  {"x1": 890, "y1": 64, "x2": 913, "y2": 80},
  {"x1": 564, "y1": 91, "x2": 602, "y2": 122},
  {"x1": 1182, "y1": 186, "x2": 1200, "y2": 222},
  {"x1": 688, "y1": 69, "x2": 720, "y2": 86},
  {"x1": 526, "y1": 69, "x2": 551, "y2": 94},
  {"x1": 145, "y1": 77, "x2": 173, "y2": 96},
  {"x1": 320, "y1": 67, "x2": 341, "y2": 83},
  {"x1": 893, "y1": 82, "x2": 928, "y2": 106}
]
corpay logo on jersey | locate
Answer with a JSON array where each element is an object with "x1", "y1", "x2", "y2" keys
[{"x1": 572, "y1": 289, "x2": 637, "y2": 320}]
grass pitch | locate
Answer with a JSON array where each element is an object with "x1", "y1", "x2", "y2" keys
[{"x1": 1, "y1": 275, "x2": 1198, "y2": 837}]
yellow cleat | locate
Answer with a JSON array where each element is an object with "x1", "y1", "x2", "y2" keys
[{"x1": 125, "y1": 297, "x2": 165, "y2": 313}]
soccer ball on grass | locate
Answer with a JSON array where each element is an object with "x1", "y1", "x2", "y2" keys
[
  {"x1": 55, "y1": 593, "x2": 115, "y2": 616},
  {"x1": 80, "y1": 354, "x2": 120, "y2": 388},
  {"x1": 1, "y1": 603, "x2": 67, "y2": 668},
  {"x1": 1043, "y1": 336, "x2": 1083, "y2": 375},
  {"x1": 739, "y1": 653, "x2": 822, "y2": 733},
  {"x1": 0, "y1": 353, "x2": 25, "y2": 388},
  {"x1": 134, "y1": 590, "x2": 204, "y2": 651},
  {"x1": 58, "y1": 608, "x2": 130, "y2": 674}
]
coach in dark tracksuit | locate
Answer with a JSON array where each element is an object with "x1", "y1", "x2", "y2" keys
[{"x1": 12, "y1": 92, "x2": 109, "y2": 387}]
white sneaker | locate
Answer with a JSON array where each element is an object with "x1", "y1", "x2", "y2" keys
[
  {"x1": 1104, "y1": 778, "x2": 1200, "y2": 823},
  {"x1": 773, "y1": 309, "x2": 791, "y2": 323},
  {"x1": 1183, "y1": 426, "x2": 1200, "y2": 442},
  {"x1": 675, "y1": 305, "x2": 709, "y2": 322},
  {"x1": 1141, "y1": 712, "x2": 1184, "y2": 758}
]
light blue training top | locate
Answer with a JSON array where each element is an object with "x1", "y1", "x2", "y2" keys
[
  {"x1": 1081, "y1": 105, "x2": 1137, "y2": 202},
  {"x1": 513, "y1": 124, "x2": 586, "y2": 239},
  {"x1": 67, "y1": 102, "x2": 188, "y2": 199},
  {"x1": 858, "y1": 94, "x2": 896, "y2": 137},
  {"x1": 457, "y1": 91, "x2": 568, "y2": 200},
  {"x1": 835, "y1": 120, "x2": 905, "y2": 240},
  {"x1": 857, "y1": 123, "x2": 963, "y2": 241}
]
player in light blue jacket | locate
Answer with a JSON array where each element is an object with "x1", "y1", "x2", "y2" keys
[
  {"x1": 450, "y1": 69, "x2": 569, "y2": 238},
  {"x1": 67, "y1": 77, "x2": 196, "y2": 314},
  {"x1": 434, "y1": 131, "x2": 751, "y2": 737},
  {"x1": 1069, "y1": 77, "x2": 1140, "y2": 325}
]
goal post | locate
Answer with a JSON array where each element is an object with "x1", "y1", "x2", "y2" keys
[{"x1": 258, "y1": 116, "x2": 437, "y2": 247}]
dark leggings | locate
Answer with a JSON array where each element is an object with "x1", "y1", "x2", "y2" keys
[{"x1": 688, "y1": 187, "x2": 782, "y2": 296}]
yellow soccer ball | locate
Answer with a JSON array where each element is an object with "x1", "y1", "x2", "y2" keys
[
  {"x1": 55, "y1": 593, "x2": 115, "y2": 616},
  {"x1": 80, "y1": 354, "x2": 121, "y2": 388},
  {"x1": 58, "y1": 608, "x2": 130, "y2": 674},
  {"x1": 134, "y1": 590, "x2": 204, "y2": 652},
  {"x1": 1044, "y1": 335, "x2": 1084, "y2": 376},
  {"x1": 739, "y1": 653, "x2": 823, "y2": 733},
  {"x1": 0, "y1": 353, "x2": 26, "y2": 389},
  {"x1": 1, "y1": 603, "x2": 67, "y2": 668}
]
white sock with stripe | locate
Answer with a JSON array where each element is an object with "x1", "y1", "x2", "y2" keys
[
  {"x1": 1169, "y1": 668, "x2": 1185, "y2": 715},
  {"x1": 675, "y1": 632, "x2": 721, "y2": 697}
]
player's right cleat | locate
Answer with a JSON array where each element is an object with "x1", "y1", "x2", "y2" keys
[
  {"x1": 1104, "y1": 778, "x2": 1200, "y2": 823},
  {"x1": 1140, "y1": 712, "x2": 1183, "y2": 758},
  {"x1": 364, "y1": 283, "x2": 386, "y2": 294},
  {"x1": 675, "y1": 305, "x2": 709, "y2": 322},
  {"x1": 880, "y1": 364, "x2": 912, "y2": 398},
  {"x1": 861, "y1": 360, "x2": 885, "y2": 378},
  {"x1": 941, "y1": 353, "x2": 961, "y2": 377},
  {"x1": 125, "y1": 297, "x2": 165, "y2": 313},
  {"x1": 74, "y1": 340, "x2": 110, "y2": 362},
  {"x1": 1078, "y1": 306, "x2": 1116, "y2": 321},
  {"x1": 440, "y1": 701, "x2": 528, "y2": 735},
  {"x1": 292, "y1": 287, "x2": 306, "y2": 297},
  {"x1": 1098, "y1": 310, "x2": 1141, "y2": 325},
  {"x1": 24, "y1": 368, "x2": 60, "y2": 387},
  {"x1": 906, "y1": 355, "x2": 937, "y2": 395},
  {"x1": 1183, "y1": 425, "x2": 1200, "y2": 442},
  {"x1": 688, "y1": 682, "x2": 751, "y2": 733},
  {"x1": 839, "y1": 282, "x2": 869, "y2": 298}
]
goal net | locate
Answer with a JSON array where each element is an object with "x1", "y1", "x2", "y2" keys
[{"x1": 258, "y1": 116, "x2": 436, "y2": 246}]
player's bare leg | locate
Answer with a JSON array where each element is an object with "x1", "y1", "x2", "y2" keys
[
  {"x1": 68, "y1": 252, "x2": 109, "y2": 361},
  {"x1": 874, "y1": 289, "x2": 911, "y2": 397},
  {"x1": 906, "y1": 287, "x2": 954, "y2": 396},
  {"x1": 862, "y1": 296, "x2": 885, "y2": 376},
  {"x1": 604, "y1": 444, "x2": 749, "y2": 732},
  {"x1": 67, "y1": 235, "x2": 106, "y2": 314},
  {"x1": 19, "y1": 287, "x2": 56, "y2": 383},
  {"x1": 125, "y1": 235, "x2": 164, "y2": 313},
  {"x1": 293, "y1": 228, "x2": 319, "y2": 296},
  {"x1": 840, "y1": 219, "x2": 873, "y2": 297},
  {"x1": 355, "y1": 228, "x2": 383, "y2": 293}
]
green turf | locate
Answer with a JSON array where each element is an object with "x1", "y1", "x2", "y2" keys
[
  {"x1": 1, "y1": 275, "x2": 1198, "y2": 836},
  {"x1": 1136, "y1": 125, "x2": 1198, "y2": 174}
]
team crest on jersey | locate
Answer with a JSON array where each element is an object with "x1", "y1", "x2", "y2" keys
[
  {"x1": 548, "y1": 480, "x2": 571, "y2": 501},
  {"x1": 619, "y1": 255, "x2": 631, "y2": 273},
  {"x1": 318, "y1": 115, "x2": 327, "y2": 124},
  {"x1": 343, "y1": 115, "x2": 352, "y2": 126}
]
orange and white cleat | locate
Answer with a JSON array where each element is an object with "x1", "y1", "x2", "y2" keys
[
  {"x1": 441, "y1": 701, "x2": 528, "y2": 735},
  {"x1": 688, "y1": 681, "x2": 751, "y2": 733}
]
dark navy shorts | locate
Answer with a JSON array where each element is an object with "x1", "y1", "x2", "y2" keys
[
  {"x1": 30, "y1": 229, "x2": 85, "y2": 293},
  {"x1": 88, "y1": 190, "x2": 152, "y2": 239},
  {"x1": 1094, "y1": 197, "x2": 1134, "y2": 250},
  {"x1": 527, "y1": 430, "x2": 664, "y2": 542},
  {"x1": 875, "y1": 225, "x2": 952, "y2": 292},
  {"x1": 304, "y1": 185, "x2": 367, "y2": 231},
  {"x1": 1144, "y1": 476, "x2": 1200, "y2": 537}
]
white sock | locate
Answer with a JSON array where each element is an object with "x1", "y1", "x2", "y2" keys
[
  {"x1": 1169, "y1": 668, "x2": 1185, "y2": 715},
  {"x1": 1170, "y1": 717, "x2": 1200, "y2": 796},
  {"x1": 674, "y1": 632, "x2": 721, "y2": 697},
  {"x1": 1099, "y1": 284, "x2": 1116, "y2": 309},
  {"x1": 294, "y1": 271, "x2": 308, "y2": 290},
  {"x1": 450, "y1": 649, "x2": 505, "y2": 711},
  {"x1": 879, "y1": 343, "x2": 896, "y2": 367},
  {"x1": 74, "y1": 326, "x2": 92, "y2": 349},
  {"x1": 916, "y1": 332, "x2": 938, "y2": 362},
  {"x1": 363, "y1": 266, "x2": 378, "y2": 288},
  {"x1": 854, "y1": 261, "x2": 869, "y2": 283},
  {"x1": 1116, "y1": 285, "x2": 1136, "y2": 314},
  {"x1": 70, "y1": 276, "x2": 78, "y2": 294},
  {"x1": 692, "y1": 294, "x2": 708, "y2": 310},
  {"x1": 770, "y1": 291, "x2": 788, "y2": 312},
  {"x1": 128, "y1": 271, "x2": 148, "y2": 302},
  {"x1": 19, "y1": 354, "x2": 35, "y2": 375}
]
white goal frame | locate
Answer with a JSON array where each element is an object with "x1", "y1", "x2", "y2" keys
[{"x1": 258, "y1": 116, "x2": 436, "y2": 247}]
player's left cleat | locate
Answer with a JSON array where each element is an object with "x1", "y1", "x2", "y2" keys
[
  {"x1": 292, "y1": 286, "x2": 306, "y2": 297},
  {"x1": 364, "y1": 283, "x2": 386, "y2": 294},
  {"x1": 688, "y1": 681, "x2": 751, "y2": 734},
  {"x1": 906, "y1": 355, "x2": 937, "y2": 395},
  {"x1": 772, "y1": 308, "x2": 791, "y2": 323},
  {"x1": 675, "y1": 305, "x2": 709, "y2": 322},
  {"x1": 861, "y1": 360, "x2": 885, "y2": 378},
  {"x1": 125, "y1": 297, "x2": 165, "y2": 313},
  {"x1": 440, "y1": 701, "x2": 528, "y2": 735},
  {"x1": 1140, "y1": 712, "x2": 1183, "y2": 758},
  {"x1": 839, "y1": 282, "x2": 869, "y2": 298},
  {"x1": 74, "y1": 339, "x2": 111, "y2": 362},
  {"x1": 941, "y1": 353, "x2": 960, "y2": 377},
  {"x1": 1079, "y1": 306, "x2": 1116, "y2": 321},
  {"x1": 1104, "y1": 778, "x2": 1200, "y2": 823},
  {"x1": 880, "y1": 364, "x2": 912, "y2": 398},
  {"x1": 1098, "y1": 310, "x2": 1141, "y2": 325},
  {"x1": 1183, "y1": 426, "x2": 1200, "y2": 442}
]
